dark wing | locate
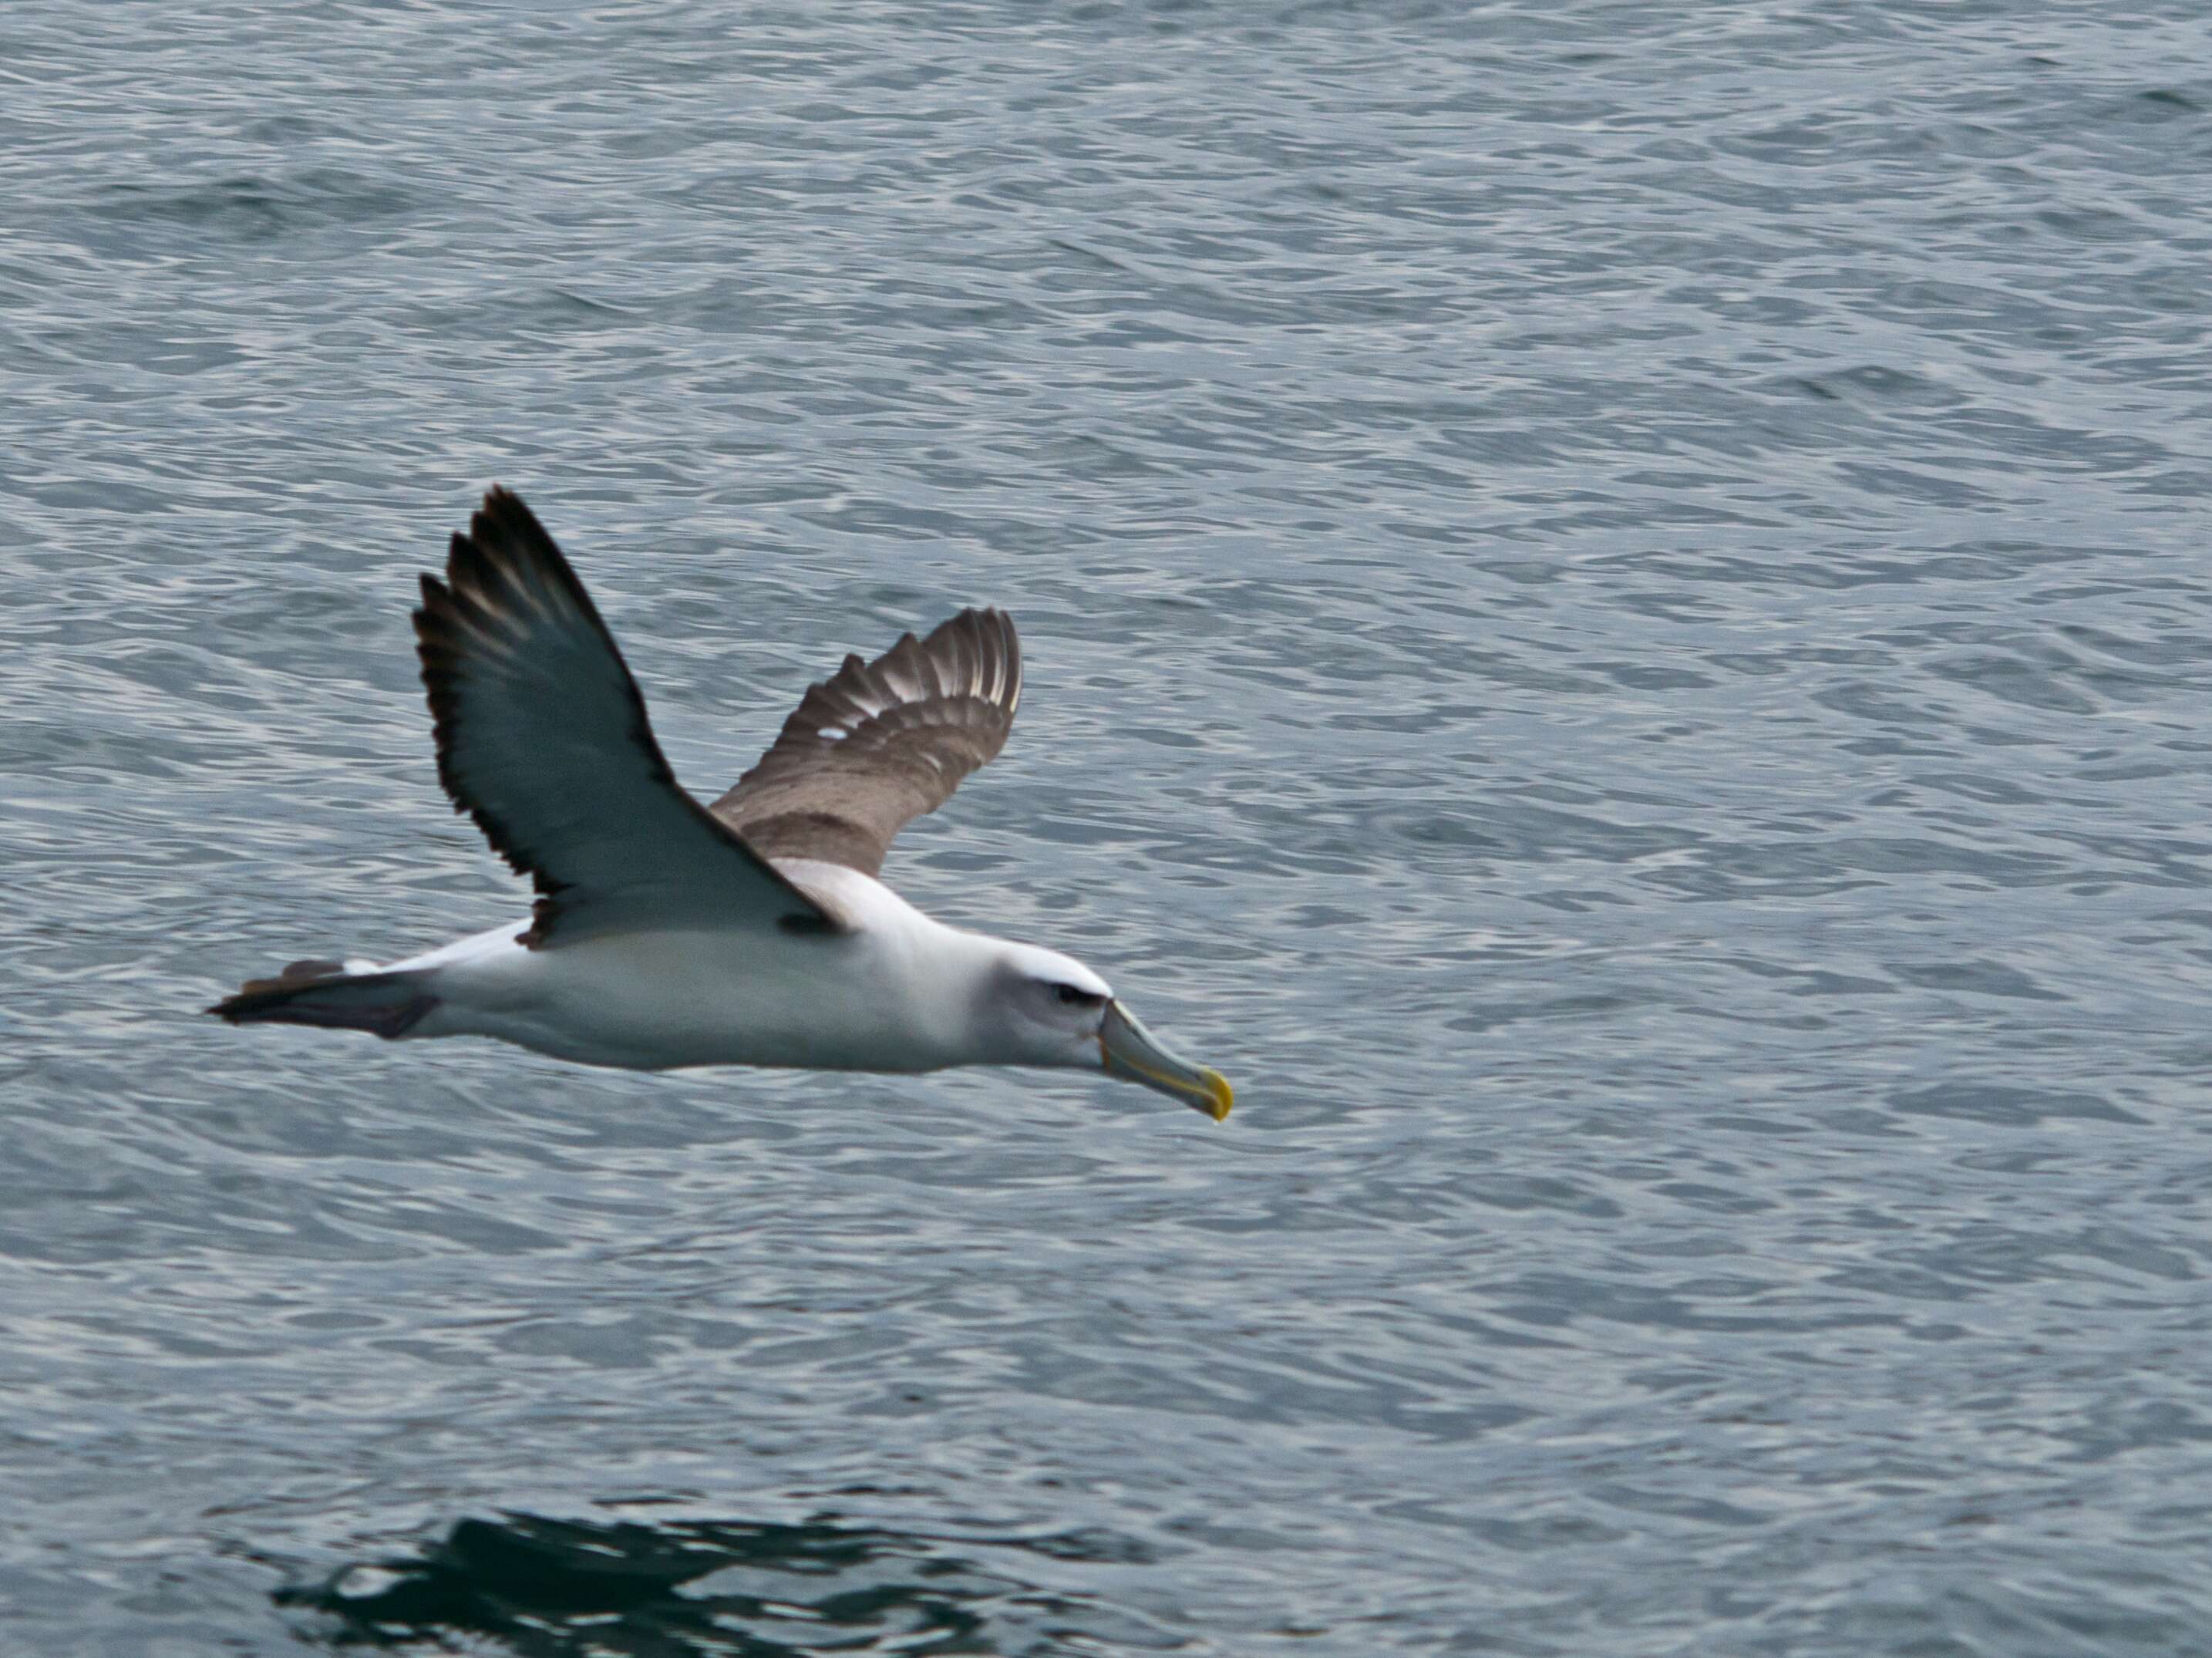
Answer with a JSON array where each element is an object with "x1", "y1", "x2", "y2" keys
[
  {"x1": 708, "y1": 608, "x2": 1022, "y2": 876},
  {"x1": 414, "y1": 487, "x2": 831, "y2": 944}
]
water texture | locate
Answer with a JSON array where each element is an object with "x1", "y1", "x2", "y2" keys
[{"x1": 6, "y1": 3, "x2": 2212, "y2": 1653}]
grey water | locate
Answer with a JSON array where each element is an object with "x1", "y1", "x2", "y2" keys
[{"x1": 6, "y1": 2, "x2": 2212, "y2": 1653}]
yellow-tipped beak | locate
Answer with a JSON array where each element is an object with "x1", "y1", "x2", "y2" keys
[{"x1": 1098, "y1": 999, "x2": 1233, "y2": 1121}]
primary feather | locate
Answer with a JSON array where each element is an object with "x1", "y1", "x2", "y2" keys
[{"x1": 709, "y1": 607, "x2": 1022, "y2": 877}]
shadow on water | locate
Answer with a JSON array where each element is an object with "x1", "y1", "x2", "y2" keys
[{"x1": 274, "y1": 1509, "x2": 1183, "y2": 1656}]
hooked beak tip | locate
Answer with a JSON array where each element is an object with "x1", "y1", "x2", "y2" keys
[
  {"x1": 1197, "y1": 1068, "x2": 1234, "y2": 1122},
  {"x1": 1098, "y1": 1001, "x2": 1234, "y2": 1123}
]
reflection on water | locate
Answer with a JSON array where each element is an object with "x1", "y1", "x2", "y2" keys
[{"x1": 278, "y1": 1509, "x2": 1183, "y2": 1656}]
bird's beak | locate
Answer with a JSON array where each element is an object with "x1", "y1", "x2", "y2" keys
[{"x1": 1098, "y1": 999, "x2": 1233, "y2": 1121}]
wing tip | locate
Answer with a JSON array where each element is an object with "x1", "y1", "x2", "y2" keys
[
  {"x1": 921, "y1": 605, "x2": 1020, "y2": 712},
  {"x1": 473, "y1": 482, "x2": 537, "y2": 538},
  {"x1": 439, "y1": 484, "x2": 591, "y2": 615}
]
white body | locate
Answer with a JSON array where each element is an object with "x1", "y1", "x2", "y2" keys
[{"x1": 384, "y1": 860, "x2": 1073, "y2": 1073}]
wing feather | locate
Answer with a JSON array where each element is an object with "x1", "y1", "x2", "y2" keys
[
  {"x1": 414, "y1": 487, "x2": 830, "y2": 944},
  {"x1": 709, "y1": 608, "x2": 1022, "y2": 876}
]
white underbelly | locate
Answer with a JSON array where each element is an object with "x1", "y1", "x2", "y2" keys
[{"x1": 404, "y1": 920, "x2": 954, "y2": 1072}]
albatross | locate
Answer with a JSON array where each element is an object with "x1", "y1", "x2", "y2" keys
[{"x1": 210, "y1": 487, "x2": 1232, "y2": 1120}]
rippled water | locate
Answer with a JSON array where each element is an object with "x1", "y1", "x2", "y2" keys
[{"x1": 8, "y1": 4, "x2": 2212, "y2": 1653}]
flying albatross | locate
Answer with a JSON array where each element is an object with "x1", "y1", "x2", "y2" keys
[{"x1": 210, "y1": 487, "x2": 1232, "y2": 1120}]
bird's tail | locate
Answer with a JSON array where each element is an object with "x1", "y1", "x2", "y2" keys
[{"x1": 208, "y1": 959, "x2": 438, "y2": 1039}]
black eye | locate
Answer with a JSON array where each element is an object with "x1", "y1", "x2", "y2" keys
[{"x1": 1055, "y1": 983, "x2": 1103, "y2": 1007}]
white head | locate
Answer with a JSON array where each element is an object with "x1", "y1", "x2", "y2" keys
[{"x1": 970, "y1": 939, "x2": 1233, "y2": 1120}]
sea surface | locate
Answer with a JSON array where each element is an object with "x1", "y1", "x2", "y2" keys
[{"x1": 7, "y1": 4, "x2": 2212, "y2": 1653}]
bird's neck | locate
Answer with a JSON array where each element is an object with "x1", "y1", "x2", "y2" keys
[{"x1": 773, "y1": 858, "x2": 1016, "y2": 1070}]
